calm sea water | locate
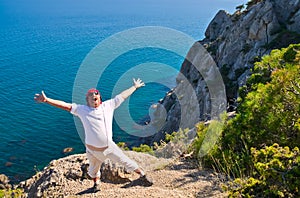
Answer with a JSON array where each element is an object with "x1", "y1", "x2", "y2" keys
[{"x1": 0, "y1": 12, "x2": 210, "y2": 183}]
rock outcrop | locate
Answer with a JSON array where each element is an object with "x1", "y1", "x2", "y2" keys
[
  {"x1": 17, "y1": 151, "x2": 173, "y2": 197},
  {"x1": 12, "y1": 151, "x2": 227, "y2": 198},
  {"x1": 0, "y1": 174, "x2": 12, "y2": 190},
  {"x1": 148, "y1": 0, "x2": 300, "y2": 144}
]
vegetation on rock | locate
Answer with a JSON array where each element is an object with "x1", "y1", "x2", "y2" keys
[{"x1": 189, "y1": 44, "x2": 300, "y2": 197}]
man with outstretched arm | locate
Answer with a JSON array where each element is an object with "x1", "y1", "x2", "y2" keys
[{"x1": 34, "y1": 78, "x2": 153, "y2": 192}]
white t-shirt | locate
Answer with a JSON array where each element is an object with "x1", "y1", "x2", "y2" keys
[{"x1": 70, "y1": 94, "x2": 124, "y2": 148}]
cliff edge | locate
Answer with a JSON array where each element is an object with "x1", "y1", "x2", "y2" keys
[{"x1": 13, "y1": 152, "x2": 226, "y2": 198}]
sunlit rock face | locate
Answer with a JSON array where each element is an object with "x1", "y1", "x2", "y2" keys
[{"x1": 148, "y1": 0, "x2": 300, "y2": 144}]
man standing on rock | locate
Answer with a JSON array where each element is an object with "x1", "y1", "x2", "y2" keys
[{"x1": 34, "y1": 78, "x2": 153, "y2": 192}]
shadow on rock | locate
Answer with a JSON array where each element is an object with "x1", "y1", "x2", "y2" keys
[{"x1": 121, "y1": 176, "x2": 153, "y2": 188}]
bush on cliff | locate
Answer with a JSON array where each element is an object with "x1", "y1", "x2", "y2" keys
[
  {"x1": 190, "y1": 44, "x2": 300, "y2": 197},
  {"x1": 224, "y1": 144, "x2": 300, "y2": 197},
  {"x1": 0, "y1": 189, "x2": 23, "y2": 197}
]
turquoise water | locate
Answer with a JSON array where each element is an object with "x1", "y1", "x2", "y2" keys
[{"x1": 0, "y1": 13, "x2": 210, "y2": 183}]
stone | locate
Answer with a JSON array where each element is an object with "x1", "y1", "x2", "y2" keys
[
  {"x1": 62, "y1": 147, "x2": 74, "y2": 154},
  {"x1": 0, "y1": 174, "x2": 12, "y2": 190}
]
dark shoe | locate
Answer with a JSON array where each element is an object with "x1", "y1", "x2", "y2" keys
[
  {"x1": 92, "y1": 182, "x2": 101, "y2": 192},
  {"x1": 136, "y1": 175, "x2": 153, "y2": 187}
]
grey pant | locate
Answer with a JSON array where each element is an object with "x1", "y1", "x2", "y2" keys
[{"x1": 86, "y1": 142, "x2": 139, "y2": 178}]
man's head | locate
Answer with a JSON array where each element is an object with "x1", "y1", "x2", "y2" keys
[{"x1": 86, "y1": 88, "x2": 102, "y2": 108}]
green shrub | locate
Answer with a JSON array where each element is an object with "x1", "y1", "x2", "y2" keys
[
  {"x1": 209, "y1": 44, "x2": 300, "y2": 177},
  {"x1": 132, "y1": 144, "x2": 154, "y2": 155},
  {"x1": 117, "y1": 142, "x2": 129, "y2": 150},
  {"x1": 165, "y1": 128, "x2": 190, "y2": 144},
  {"x1": 283, "y1": 44, "x2": 300, "y2": 62},
  {"x1": 189, "y1": 44, "x2": 300, "y2": 197},
  {"x1": 0, "y1": 188, "x2": 23, "y2": 198},
  {"x1": 189, "y1": 122, "x2": 208, "y2": 158},
  {"x1": 224, "y1": 144, "x2": 300, "y2": 197}
]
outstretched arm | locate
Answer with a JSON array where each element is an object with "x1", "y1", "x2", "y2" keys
[
  {"x1": 34, "y1": 91, "x2": 72, "y2": 112},
  {"x1": 120, "y1": 78, "x2": 145, "y2": 100}
]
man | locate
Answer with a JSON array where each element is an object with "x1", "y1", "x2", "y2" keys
[{"x1": 34, "y1": 78, "x2": 153, "y2": 192}]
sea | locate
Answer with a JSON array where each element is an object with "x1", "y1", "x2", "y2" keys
[{"x1": 0, "y1": 2, "x2": 240, "y2": 183}]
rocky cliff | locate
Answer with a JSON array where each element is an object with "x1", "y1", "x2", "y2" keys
[
  {"x1": 1, "y1": 152, "x2": 226, "y2": 198},
  {"x1": 149, "y1": 0, "x2": 300, "y2": 144}
]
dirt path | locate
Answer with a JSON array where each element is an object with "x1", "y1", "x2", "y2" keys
[{"x1": 61, "y1": 160, "x2": 226, "y2": 197}]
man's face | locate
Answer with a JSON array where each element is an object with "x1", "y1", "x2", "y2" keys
[{"x1": 86, "y1": 90, "x2": 101, "y2": 108}]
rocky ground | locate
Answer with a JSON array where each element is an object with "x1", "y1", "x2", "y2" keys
[{"x1": 6, "y1": 150, "x2": 228, "y2": 198}]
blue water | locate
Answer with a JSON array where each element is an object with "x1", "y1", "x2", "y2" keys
[{"x1": 0, "y1": 1, "x2": 241, "y2": 182}]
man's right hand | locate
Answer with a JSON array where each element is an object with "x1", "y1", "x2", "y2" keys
[{"x1": 34, "y1": 91, "x2": 72, "y2": 111}]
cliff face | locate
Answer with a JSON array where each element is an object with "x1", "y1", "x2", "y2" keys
[
  {"x1": 149, "y1": 0, "x2": 300, "y2": 144},
  {"x1": 202, "y1": 0, "x2": 300, "y2": 99}
]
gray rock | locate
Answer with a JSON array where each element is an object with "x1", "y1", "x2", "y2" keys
[{"x1": 147, "y1": 0, "x2": 300, "y2": 145}]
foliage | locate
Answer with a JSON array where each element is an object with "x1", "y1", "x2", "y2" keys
[
  {"x1": 165, "y1": 128, "x2": 190, "y2": 144},
  {"x1": 132, "y1": 144, "x2": 154, "y2": 155},
  {"x1": 191, "y1": 120, "x2": 250, "y2": 178},
  {"x1": 116, "y1": 142, "x2": 129, "y2": 151},
  {"x1": 188, "y1": 122, "x2": 209, "y2": 158},
  {"x1": 220, "y1": 44, "x2": 299, "y2": 177},
  {"x1": 235, "y1": 44, "x2": 300, "y2": 149},
  {"x1": 224, "y1": 144, "x2": 300, "y2": 197},
  {"x1": 0, "y1": 188, "x2": 23, "y2": 198},
  {"x1": 235, "y1": 4, "x2": 245, "y2": 12},
  {"x1": 246, "y1": 0, "x2": 265, "y2": 9},
  {"x1": 165, "y1": 131, "x2": 179, "y2": 143},
  {"x1": 188, "y1": 44, "x2": 300, "y2": 197}
]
